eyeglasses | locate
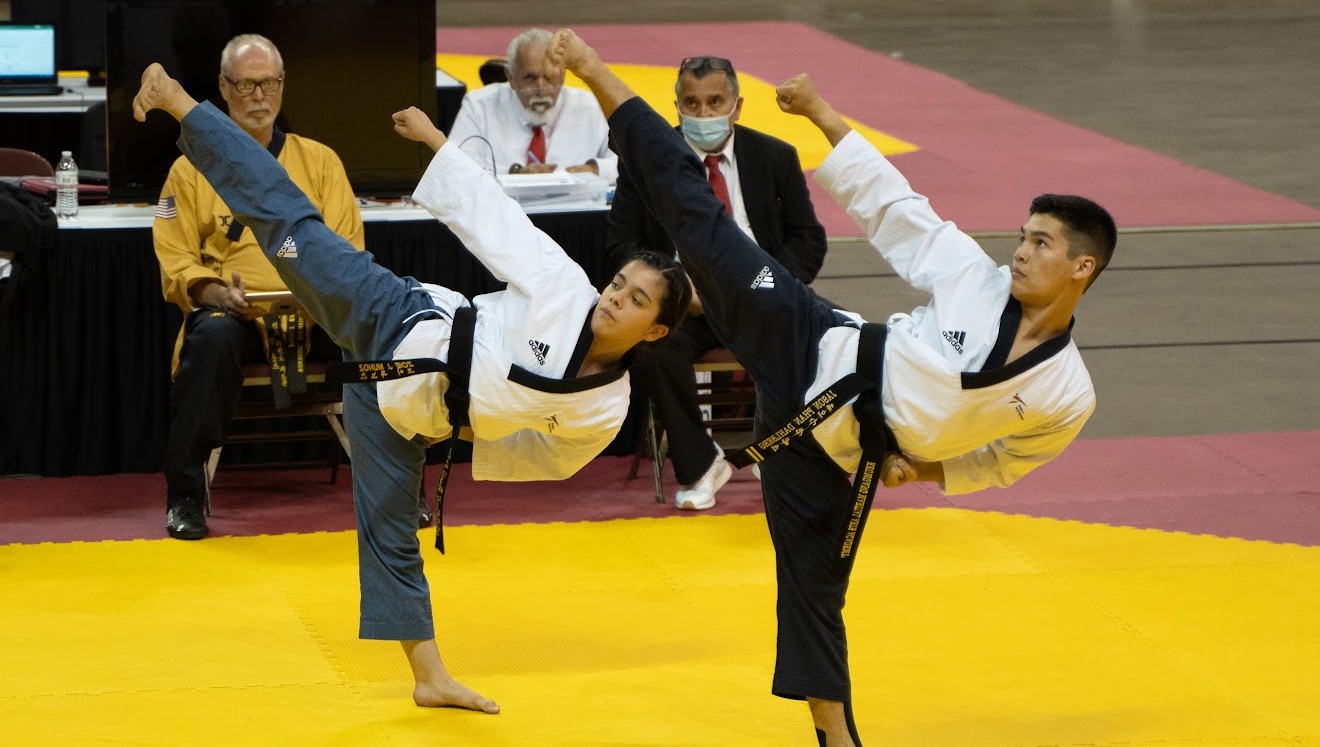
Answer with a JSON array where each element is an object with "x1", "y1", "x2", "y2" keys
[
  {"x1": 680, "y1": 56, "x2": 735, "y2": 76},
  {"x1": 223, "y1": 75, "x2": 283, "y2": 96}
]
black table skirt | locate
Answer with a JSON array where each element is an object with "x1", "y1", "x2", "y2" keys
[{"x1": 0, "y1": 210, "x2": 639, "y2": 477}]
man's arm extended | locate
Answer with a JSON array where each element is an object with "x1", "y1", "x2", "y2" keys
[{"x1": 775, "y1": 74, "x2": 853, "y2": 147}]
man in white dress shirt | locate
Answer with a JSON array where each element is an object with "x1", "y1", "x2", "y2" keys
[{"x1": 446, "y1": 27, "x2": 618, "y2": 184}]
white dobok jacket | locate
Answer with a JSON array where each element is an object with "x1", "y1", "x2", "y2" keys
[
  {"x1": 377, "y1": 142, "x2": 630, "y2": 482},
  {"x1": 808, "y1": 132, "x2": 1096, "y2": 495}
]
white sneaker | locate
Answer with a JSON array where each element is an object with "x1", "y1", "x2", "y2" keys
[{"x1": 675, "y1": 451, "x2": 732, "y2": 511}]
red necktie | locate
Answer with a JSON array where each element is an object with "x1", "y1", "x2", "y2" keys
[
  {"x1": 528, "y1": 125, "x2": 546, "y2": 165},
  {"x1": 704, "y1": 154, "x2": 732, "y2": 216}
]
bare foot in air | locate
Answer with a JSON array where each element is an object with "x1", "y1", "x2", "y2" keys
[
  {"x1": 132, "y1": 62, "x2": 198, "y2": 122},
  {"x1": 414, "y1": 678, "x2": 500, "y2": 714}
]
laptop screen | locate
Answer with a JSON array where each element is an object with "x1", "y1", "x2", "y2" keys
[{"x1": 0, "y1": 24, "x2": 58, "y2": 84}]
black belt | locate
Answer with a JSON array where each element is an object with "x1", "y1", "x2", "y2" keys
[
  {"x1": 727, "y1": 323, "x2": 896, "y2": 562},
  {"x1": 264, "y1": 312, "x2": 308, "y2": 410},
  {"x1": 432, "y1": 305, "x2": 476, "y2": 554},
  {"x1": 325, "y1": 305, "x2": 477, "y2": 554}
]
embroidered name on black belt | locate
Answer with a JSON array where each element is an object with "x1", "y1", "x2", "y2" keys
[
  {"x1": 325, "y1": 358, "x2": 447, "y2": 385},
  {"x1": 264, "y1": 312, "x2": 308, "y2": 410},
  {"x1": 725, "y1": 373, "x2": 872, "y2": 469},
  {"x1": 324, "y1": 306, "x2": 478, "y2": 557},
  {"x1": 727, "y1": 322, "x2": 897, "y2": 565}
]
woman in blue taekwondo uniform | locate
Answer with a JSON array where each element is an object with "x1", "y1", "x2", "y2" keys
[{"x1": 132, "y1": 64, "x2": 690, "y2": 713}]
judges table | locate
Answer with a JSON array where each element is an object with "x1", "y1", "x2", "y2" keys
[{"x1": 0, "y1": 201, "x2": 618, "y2": 477}]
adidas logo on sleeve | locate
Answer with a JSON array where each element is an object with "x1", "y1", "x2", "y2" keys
[
  {"x1": 275, "y1": 236, "x2": 299, "y2": 258},
  {"x1": 750, "y1": 266, "x2": 776, "y2": 290},
  {"x1": 529, "y1": 339, "x2": 550, "y2": 365},
  {"x1": 942, "y1": 330, "x2": 966, "y2": 354}
]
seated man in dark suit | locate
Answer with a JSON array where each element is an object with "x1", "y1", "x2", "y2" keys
[{"x1": 607, "y1": 55, "x2": 828, "y2": 510}]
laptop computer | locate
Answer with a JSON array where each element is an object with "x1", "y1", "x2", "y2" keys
[{"x1": 0, "y1": 23, "x2": 63, "y2": 96}]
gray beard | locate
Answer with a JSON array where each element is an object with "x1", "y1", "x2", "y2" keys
[{"x1": 525, "y1": 97, "x2": 557, "y2": 126}]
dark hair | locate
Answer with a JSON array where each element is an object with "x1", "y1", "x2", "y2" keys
[
  {"x1": 615, "y1": 250, "x2": 691, "y2": 340},
  {"x1": 1029, "y1": 194, "x2": 1117, "y2": 290},
  {"x1": 676, "y1": 55, "x2": 739, "y2": 98}
]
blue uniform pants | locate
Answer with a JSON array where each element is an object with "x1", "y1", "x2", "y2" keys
[{"x1": 177, "y1": 102, "x2": 440, "y2": 640}]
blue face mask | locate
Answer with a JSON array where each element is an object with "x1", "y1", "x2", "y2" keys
[{"x1": 680, "y1": 114, "x2": 732, "y2": 152}]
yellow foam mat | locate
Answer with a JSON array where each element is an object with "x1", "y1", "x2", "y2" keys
[
  {"x1": 437, "y1": 53, "x2": 918, "y2": 169},
  {"x1": 1, "y1": 509, "x2": 1316, "y2": 746}
]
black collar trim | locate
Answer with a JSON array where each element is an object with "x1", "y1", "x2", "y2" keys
[
  {"x1": 563, "y1": 307, "x2": 596, "y2": 377},
  {"x1": 267, "y1": 127, "x2": 286, "y2": 159},
  {"x1": 982, "y1": 296, "x2": 1021, "y2": 371},
  {"x1": 507, "y1": 364, "x2": 625, "y2": 393},
  {"x1": 541, "y1": 303, "x2": 634, "y2": 387},
  {"x1": 964, "y1": 299, "x2": 1075, "y2": 389}
]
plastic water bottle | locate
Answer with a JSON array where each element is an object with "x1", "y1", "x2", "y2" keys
[{"x1": 55, "y1": 150, "x2": 79, "y2": 218}]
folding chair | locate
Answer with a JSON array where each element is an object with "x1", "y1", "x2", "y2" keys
[
  {"x1": 0, "y1": 147, "x2": 54, "y2": 178},
  {"x1": 204, "y1": 361, "x2": 350, "y2": 494}
]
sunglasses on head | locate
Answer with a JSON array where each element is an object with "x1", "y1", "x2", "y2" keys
[{"x1": 680, "y1": 56, "x2": 735, "y2": 75}]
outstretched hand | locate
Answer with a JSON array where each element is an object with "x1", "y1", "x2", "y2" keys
[
  {"x1": 392, "y1": 107, "x2": 447, "y2": 150},
  {"x1": 776, "y1": 73, "x2": 853, "y2": 146},
  {"x1": 224, "y1": 271, "x2": 265, "y2": 321},
  {"x1": 545, "y1": 27, "x2": 633, "y2": 119},
  {"x1": 775, "y1": 74, "x2": 825, "y2": 117}
]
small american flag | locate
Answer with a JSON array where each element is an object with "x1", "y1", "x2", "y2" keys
[{"x1": 155, "y1": 195, "x2": 177, "y2": 219}]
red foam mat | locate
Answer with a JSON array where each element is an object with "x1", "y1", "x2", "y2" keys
[{"x1": 2, "y1": 431, "x2": 1316, "y2": 547}]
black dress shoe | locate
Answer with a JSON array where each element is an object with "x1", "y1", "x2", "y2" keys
[{"x1": 166, "y1": 493, "x2": 208, "y2": 540}]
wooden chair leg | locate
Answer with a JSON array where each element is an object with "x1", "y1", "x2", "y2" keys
[
  {"x1": 325, "y1": 410, "x2": 351, "y2": 485},
  {"x1": 328, "y1": 440, "x2": 341, "y2": 485},
  {"x1": 326, "y1": 410, "x2": 352, "y2": 458}
]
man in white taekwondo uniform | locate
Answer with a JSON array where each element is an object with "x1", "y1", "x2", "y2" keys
[
  {"x1": 131, "y1": 63, "x2": 690, "y2": 715},
  {"x1": 547, "y1": 30, "x2": 1117, "y2": 747}
]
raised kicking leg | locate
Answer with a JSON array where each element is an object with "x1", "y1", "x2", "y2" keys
[
  {"x1": 135, "y1": 62, "x2": 497, "y2": 715},
  {"x1": 133, "y1": 63, "x2": 424, "y2": 360},
  {"x1": 549, "y1": 31, "x2": 861, "y2": 747}
]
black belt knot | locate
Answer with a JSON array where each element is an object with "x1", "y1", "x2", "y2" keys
[{"x1": 323, "y1": 305, "x2": 478, "y2": 554}]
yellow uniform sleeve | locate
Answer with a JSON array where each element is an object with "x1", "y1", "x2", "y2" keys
[
  {"x1": 153, "y1": 157, "x2": 217, "y2": 313},
  {"x1": 306, "y1": 144, "x2": 365, "y2": 252}
]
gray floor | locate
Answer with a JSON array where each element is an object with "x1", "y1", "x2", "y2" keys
[{"x1": 446, "y1": 0, "x2": 1319, "y2": 440}]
